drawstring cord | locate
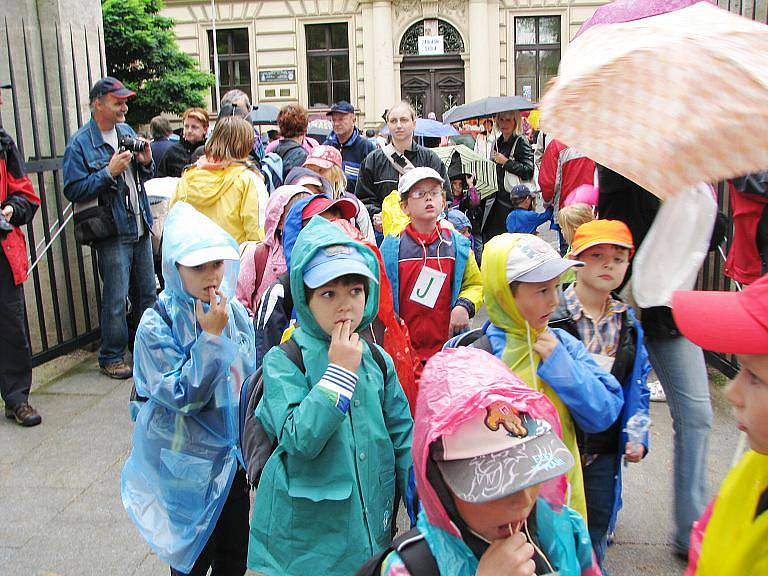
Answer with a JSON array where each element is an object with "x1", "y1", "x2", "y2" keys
[{"x1": 523, "y1": 519, "x2": 555, "y2": 574}]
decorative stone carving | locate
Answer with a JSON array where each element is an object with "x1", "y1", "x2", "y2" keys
[
  {"x1": 391, "y1": 0, "x2": 420, "y2": 23},
  {"x1": 439, "y1": 0, "x2": 467, "y2": 20}
]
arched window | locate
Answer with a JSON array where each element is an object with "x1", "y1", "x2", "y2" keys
[{"x1": 399, "y1": 19, "x2": 465, "y2": 55}]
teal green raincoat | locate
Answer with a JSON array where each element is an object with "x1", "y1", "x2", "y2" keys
[{"x1": 247, "y1": 216, "x2": 414, "y2": 575}]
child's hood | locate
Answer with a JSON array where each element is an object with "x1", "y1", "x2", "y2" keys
[
  {"x1": 415, "y1": 348, "x2": 567, "y2": 537},
  {"x1": 262, "y1": 185, "x2": 311, "y2": 249},
  {"x1": 482, "y1": 233, "x2": 545, "y2": 339},
  {"x1": 289, "y1": 216, "x2": 380, "y2": 340},
  {"x1": 175, "y1": 162, "x2": 250, "y2": 208},
  {"x1": 280, "y1": 193, "x2": 324, "y2": 271},
  {"x1": 162, "y1": 201, "x2": 240, "y2": 303}
]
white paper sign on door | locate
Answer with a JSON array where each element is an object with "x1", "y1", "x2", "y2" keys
[{"x1": 409, "y1": 266, "x2": 447, "y2": 309}]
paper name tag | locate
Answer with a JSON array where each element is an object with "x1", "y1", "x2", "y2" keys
[{"x1": 408, "y1": 266, "x2": 447, "y2": 309}]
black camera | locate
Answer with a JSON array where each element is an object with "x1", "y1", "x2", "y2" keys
[
  {"x1": 0, "y1": 213, "x2": 13, "y2": 240},
  {"x1": 118, "y1": 135, "x2": 147, "y2": 153}
]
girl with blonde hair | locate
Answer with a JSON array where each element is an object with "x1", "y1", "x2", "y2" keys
[
  {"x1": 172, "y1": 116, "x2": 268, "y2": 243},
  {"x1": 303, "y1": 144, "x2": 375, "y2": 241}
]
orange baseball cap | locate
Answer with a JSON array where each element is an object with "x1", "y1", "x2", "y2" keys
[{"x1": 570, "y1": 219, "x2": 634, "y2": 257}]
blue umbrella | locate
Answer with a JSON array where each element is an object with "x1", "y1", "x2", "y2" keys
[{"x1": 381, "y1": 118, "x2": 459, "y2": 137}]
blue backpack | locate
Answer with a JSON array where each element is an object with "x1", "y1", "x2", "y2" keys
[{"x1": 260, "y1": 152, "x2": 283, "y2": 193}]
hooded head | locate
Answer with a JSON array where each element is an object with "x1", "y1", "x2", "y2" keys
[
  {"x1": 289, "y1": 216, "x2": 380, "y2": 340},
  {"x1": 262, "y1": 185, "x2": 313, "y2": 249},
  {"x1": 414, "y1": 348, "x2": 570, "y2": 537},
  {"x1": 482, "y1": 234, "x2": 580, "y2": 336},
  {"x1": 162, "y1": 202, "x2": 240, "y2": 303}
]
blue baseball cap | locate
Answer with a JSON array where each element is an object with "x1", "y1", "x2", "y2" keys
[
  {"x1": 327, "y1": 101, "x2": 355, "y2": 115},
  {"x1": 303, "y1": 244, "x2": 378, "y2": 289}
]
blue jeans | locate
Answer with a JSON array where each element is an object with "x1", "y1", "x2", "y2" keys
[
  {"x1": 95, "y1": 233, "x2": 156, "y2": 365},
  {"x1": 583, "y1": 453, "x2": 617, "y2": 572},
  {"x1": 645, "y1": 336, "x2": 712, "y2": 553}
]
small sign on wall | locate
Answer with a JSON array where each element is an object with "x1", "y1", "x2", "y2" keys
[
  {"x1": 418, "y1": 35, "x2": 444, "y2": 56},
  {"x1": 259, "y1": 69, "x2": 296, "y2": 83}
]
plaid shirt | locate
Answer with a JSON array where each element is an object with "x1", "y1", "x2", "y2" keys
[{"x1": 564, "y1": 285, "x2": 628, "y2": 357}]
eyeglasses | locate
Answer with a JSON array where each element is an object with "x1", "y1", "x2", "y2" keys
[{"x1": 408, "y1": 187, "x2": 441, "y2": 200}]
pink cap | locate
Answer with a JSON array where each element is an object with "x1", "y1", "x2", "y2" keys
[
  {"x1": 672, "y1": 274, "x2": 768, "y2": 354},
  {"x1": 303, "y1": 145, "x2": 342, "y2": 170}
]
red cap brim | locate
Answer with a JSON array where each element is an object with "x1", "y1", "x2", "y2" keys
[{"x1": 672, "y1": 290, "x2": 768, "y2": 354}]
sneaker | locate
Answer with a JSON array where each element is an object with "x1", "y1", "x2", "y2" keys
[
  {"x1": 648, "y1": 379, "x2": 667, "y2": 403},
  {"x1": 100, "y1": 361, "x2": 133, "y2": 380},
  {"x1": 5, "y1": 402, "x2": 42, "y2": 427}
]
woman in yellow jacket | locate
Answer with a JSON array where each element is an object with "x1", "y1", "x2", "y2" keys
[{"x1": 172, "y1": 116, "x2": 267, "y2": 244}]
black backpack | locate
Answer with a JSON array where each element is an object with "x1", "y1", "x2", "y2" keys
[
  {"x1": 354, "y1": 526, "x2": 439, "y2": 576},
  {"x1": 239, "y1": 334, "x2": 389, "y2": 487}
]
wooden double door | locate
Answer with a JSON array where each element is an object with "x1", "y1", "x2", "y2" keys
[{"x1": 400, "y1": 55, "x2": 465, "y2": 121}]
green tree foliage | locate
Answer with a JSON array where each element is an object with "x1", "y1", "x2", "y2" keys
[{"x1": 101, "y1": 0, "x2": 213, "y2": 124}]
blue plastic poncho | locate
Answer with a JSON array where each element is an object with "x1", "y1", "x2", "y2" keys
[{"x1": 121, "y1": 202, "x2": 257, "y2": 573}]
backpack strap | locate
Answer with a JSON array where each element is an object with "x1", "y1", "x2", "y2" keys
[
  {"x1": 395, "y1": 527, "x2": 440, "y2": 576},
  {"x1": 364, "y1": 339, "x2": 389, "y2": 382},
  {"x1": 383, "y1": 143, "x2": 416, "y2": 176},
  {"x1": 279, "y1": 335, "x2": 304, "y2": 373},
  {"x1": 353, "y1": 527, "x2": 438, "y2": 576}
]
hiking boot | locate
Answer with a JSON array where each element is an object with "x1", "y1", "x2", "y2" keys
[
  {"x1": 100, "y1": 360, "x2": 133, "y2": 380},
  {"x1": 5, "y1": 402, "x2": 42, "y2": 427}
]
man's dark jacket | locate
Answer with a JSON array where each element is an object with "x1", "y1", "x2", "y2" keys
[{"x1": 355, "y1": 142, "x2": 451, "y2": 217}]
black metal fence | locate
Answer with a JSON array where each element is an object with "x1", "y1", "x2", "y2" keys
[{"x1": 2, "y1": 19, "x2": 106, "y2": 366}]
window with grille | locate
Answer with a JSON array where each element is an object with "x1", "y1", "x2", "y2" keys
[
  {"x1": 513, "y1": 16, "x2": 561, "y2": 102},
  {"x1": 305, "y1": 23, "x2": 350, "y2": 109},
  {"x1": 208, "y1": 28, "x2": 251, "y2": 112}
]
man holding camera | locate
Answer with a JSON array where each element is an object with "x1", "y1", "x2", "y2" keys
[
  {"x1": 0, "y1": 84, "x2": 42, "y2": 426},
  {"x1": 63, "y1": 77, "x2": 155, "y2": 380}
]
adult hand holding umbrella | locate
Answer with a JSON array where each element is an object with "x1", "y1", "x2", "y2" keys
[{"x1": 540, "y1": 2, "x2": 768, "y2": 200}]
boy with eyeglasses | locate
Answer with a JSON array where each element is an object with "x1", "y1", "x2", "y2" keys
[{"x1": 381, "y1": 167, "x2": 483, "y2": 383}]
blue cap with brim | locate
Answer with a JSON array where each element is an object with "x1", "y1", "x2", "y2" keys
[
  {"x1": 303, "y1": 244, "x2": 379, "y2": 289},
  {"x1": 327, "y1": 101, "x2": 355, "y2": 115}
]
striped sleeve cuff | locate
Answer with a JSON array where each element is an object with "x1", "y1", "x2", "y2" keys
[{"x1": 316, "y1": 363, "x2": 359, "y2": 414}]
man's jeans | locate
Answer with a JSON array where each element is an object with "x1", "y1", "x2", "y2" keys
[
  {"x1": 646, "y1": 336, "x2": 713, "y2": 553},
  {"x1": 95, "y1": 233, "x2": 156, "y2": 366}
]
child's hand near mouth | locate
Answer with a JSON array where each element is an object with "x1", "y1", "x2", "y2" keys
[
  {"x1": 196, "y1": 287, "x2": 229, "y2": 335},
  {"x1": 328, "y1": 319, "x2": 363, "y2": 373},
  {"x1": 477, "y1": 531, "x2": 536, "y2": 576}
]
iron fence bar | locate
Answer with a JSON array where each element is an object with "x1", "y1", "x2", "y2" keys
[
  {"x1": 64, "y1": 23, "x2": 93, "y2": 331},
  {"x1": 24, "y1": 25, "x2": 65, "y2": 345},
  {"x1": 6, "y1": 21, "x2": 48, "y2": 350},
  {"x1": 39, "y1": 23, "x2": 78, "y2": 338},
  {"x1": 83, "y1": 24, "x2": 103, "y2": 317}
]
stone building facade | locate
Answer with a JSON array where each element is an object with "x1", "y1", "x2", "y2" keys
[{"x1": 161, "y1": 0, "x2": 612, "y2": 127}]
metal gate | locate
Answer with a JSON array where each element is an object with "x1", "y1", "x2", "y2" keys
[{"x1": 1, "y1": 19, "x2": 106, "y2": 366}]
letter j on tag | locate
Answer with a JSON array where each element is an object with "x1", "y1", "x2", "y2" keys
[{"x1": 409, "y1": 266, "x2": 447, "y2": 309}]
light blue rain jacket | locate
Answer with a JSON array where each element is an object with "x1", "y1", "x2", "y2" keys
[{"x1": 121, "y1": 202, "x2": 257, "y2": 573}]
